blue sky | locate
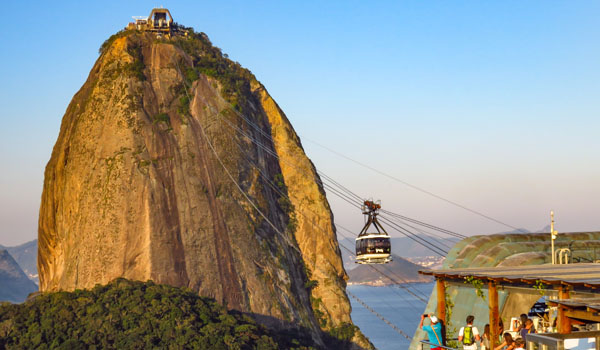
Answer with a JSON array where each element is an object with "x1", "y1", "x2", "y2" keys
[{"x1": 1, "y1": 1, "x2": 599, "y2": 246}]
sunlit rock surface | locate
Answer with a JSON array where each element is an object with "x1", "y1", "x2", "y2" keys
[{"x1": 38, "y1": 30, "x2": 371, "y2": 349}]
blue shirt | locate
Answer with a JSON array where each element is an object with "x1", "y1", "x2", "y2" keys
[{"x1": 423, "y1": 323, "x2": 443, "y2": 346}]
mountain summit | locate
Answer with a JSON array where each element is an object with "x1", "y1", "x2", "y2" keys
[{"x1": 38, "y1": 21, "x2": 370, "y2": 348}]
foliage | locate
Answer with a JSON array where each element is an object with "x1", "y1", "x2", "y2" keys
[
  {"x1": 533, "y1": 280, "x2": 547, "y2": 295},
  {"x1": 326, "y1": 323, "x2": 358, "y2": 347},
  {"x1": 125, "y1": 41, "x2": 146, "y2": 81},
  {"x1": 177, "y1": 95, "x2": 190, "y2": 116},
  {"x1": 99, "y1": 30, "x2": 133, "y2": 55},
  {"x1": 304, "y1": 280, "x2": 319, "y2": 290},
  {"x1": 152, "y1": 113, "x2": 170, "y2": 125},
  {"x1": 273, "y1": 174, "x2": 298, "y2": 234},
  {"x1": 444, "y1": 283, "x2": 458, "y2": 348},
  {"x1": 464, "y1": 276, "x2": 486, "y2": 300},
  {"x1": 171, "y1": 28, "x2": 257, "y2": 111},
  {"x1": 0, "y1": 278, "x2": 320, "y2": 350}
]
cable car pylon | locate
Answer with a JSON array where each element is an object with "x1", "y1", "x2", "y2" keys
[{"x1": 355, "y1": 200, "x2": 392, "y2": 264}]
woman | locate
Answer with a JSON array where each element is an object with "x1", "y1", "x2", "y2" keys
[
  {"x1": 494, "y1": 332, "x2": 516, "y2": 350},
  {"x1": 481, "y1": 324, "x2": 491, "y2": 350}
]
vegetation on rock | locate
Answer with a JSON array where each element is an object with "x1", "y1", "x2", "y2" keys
[
  {"x1": 0, "y1": 279, "x2": 318, "y2": 350},
  {"x1": 171, "y1": 28, "x2": 257, "y2": 111}
]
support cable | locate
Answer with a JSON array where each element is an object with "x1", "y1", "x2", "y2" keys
[
  {"x1": 224, "y1": 125, "x2": 430, "y2": 306},
  {"x1": 172, "y1": 55, "x2": 420, "y2": 341},
  {"x1": 216, "y1": 110, "x2": 463, "y2": 251},
  {"x1": 380, "y1": 210, "x2": 467, "y2": 239},
  {"x1": 378, "y1": 216, "x2": 448, "y2": 256},
  {"x1": 347, "y1": 290, "x2": 413, "y2": 341},
  {"x1": 301, "y1": 136, "x2": 526, "y2": 233}
]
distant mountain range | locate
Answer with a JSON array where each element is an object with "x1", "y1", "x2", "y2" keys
[
  {"x1": 347, "y1": 254, "x2": 432, "y2": 286},
  {"x1": 0, "y1": 239, "x2": 38, "y2": 285},
  {"x1": 0, "y1": 249, "x2": 38, "y2": 303}
]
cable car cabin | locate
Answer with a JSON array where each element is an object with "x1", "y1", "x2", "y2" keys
[
  {"x1": 355, "y1": 234, "x2": 391, "y2": 264},
  {"x1": 355, "y1": 200, "x2": 392, "y2": 264}
]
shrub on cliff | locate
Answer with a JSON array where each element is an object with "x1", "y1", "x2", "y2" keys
[{"x1": 0, "y1": 278, "x2": 318, "y2": 349}]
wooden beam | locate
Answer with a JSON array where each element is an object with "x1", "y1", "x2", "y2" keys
[
  {"x1": 565, "y1": 310, "x2": 600, "y2": 324},
  {"x1": 564, "y1": 310, "x2": 600, "y2": 322},
  {"x1": 436, "y1": 278, "x2": 446, "y2": 328},
  {"x1": 558, "y1": 286, "x2": 572, "y2": 334},
  {"x1": 489, "y1": 281, "x2": 499, "y2": 350}
]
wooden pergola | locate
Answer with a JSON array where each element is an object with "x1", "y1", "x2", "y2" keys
[{"x1": 420, "y1": 263, "x2": 600, "y2": 349}]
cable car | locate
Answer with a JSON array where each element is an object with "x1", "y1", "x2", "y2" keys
[{"x1": 355, "y1": 200, "x2": 392, "y2": 264}]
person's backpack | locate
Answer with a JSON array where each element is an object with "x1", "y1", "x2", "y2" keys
[{"x1": 463, "y1": 326, "x2": 474, "y2": 345}]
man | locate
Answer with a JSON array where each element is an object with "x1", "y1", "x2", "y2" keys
[
  {"x1": 420, "y1": 313, "x2": 443, "y2": 350},
  {"x1": 458, "y1": 315, "x2": 481, "y2": 350},
  {"x1": 519, "y1": 319, "x2": 535, "y2": 348}
]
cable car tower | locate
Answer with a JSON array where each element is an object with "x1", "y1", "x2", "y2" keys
[{"x1": 355, "y1": 200, "x2": 392, "y2": 264}]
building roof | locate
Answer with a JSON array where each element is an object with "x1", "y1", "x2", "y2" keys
[
  {"x1": 545, "y1": 298, "x2": 600, "y2": 323},
  {"x1": 419, "y1": 263, "x2": 600, "y2": 290},
  {"x1": 547, "y1": 298, "x2": 600, "y2": 311}
]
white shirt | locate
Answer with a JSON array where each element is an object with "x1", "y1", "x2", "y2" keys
[{"x1": 459, "y1": 326, "x2": 480, "y2": 349}]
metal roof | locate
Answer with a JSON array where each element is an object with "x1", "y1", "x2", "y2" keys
[
  {"x1": 546, "y1": 298, "x2": 600, "y2": 311},
  {"x1": 419, "y1": 263, "x2": 600, "y2": 290}
]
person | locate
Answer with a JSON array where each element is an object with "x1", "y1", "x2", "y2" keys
[
  {"x1": 513, "y1": 338, "x2": 525, "y2": 350},
  {"x1": 494, "y1": 332, "x2": 516, "y2": 350},
  {"x1": 420, "y1": 313, "x2": 443, "y2": 350},
  {"x1": 481, "y1": 324, "x2": 491, "y2": 350},
  {"x1": 459, "y1": 315, "x2": 481, "y2": 350},
  {"x1": 498, "y1": 319, "x2": 505, "y2": 343},
  {"x1": 516, "y1": 314, "x2": 528, "y2": 332},
  {"x1": 519, "y1": 319, "x2": 535, "y2": 348}
]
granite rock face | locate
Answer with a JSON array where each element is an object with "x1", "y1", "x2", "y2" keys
[{"x1": 38, "y1": 31, "x2": 371, "y2": 348}]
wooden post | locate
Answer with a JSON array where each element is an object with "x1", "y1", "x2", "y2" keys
[
  {"x1": 489, "y1": 280, "x2": 499, "y2": 350},
  {"x1": 558, "y1": 285, "x2": 571, "y2": 334},
  {"x1": 436, "y1": 278, "x2": 446, "y2": 326}
]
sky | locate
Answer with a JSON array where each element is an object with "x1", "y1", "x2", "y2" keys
[{"x1": 0, "y1": 1, "x2": 599, "y2": 247}]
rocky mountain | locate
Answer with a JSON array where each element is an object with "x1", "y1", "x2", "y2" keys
[
  {"x1": 0, "y1": 239, "x2": 38, "y2": 284},
  {"x1": 347, "y1": 254, "x2": 432, "y2": 286},
  {"x1": 0, "y1": 249, "x2": 38, "y2": 303},
  {"x1": 38, "y1": 28, "x2": 370, "y2": 348}
]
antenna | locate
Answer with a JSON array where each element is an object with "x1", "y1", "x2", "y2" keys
[{"x1": 551, "y1": 211, "x2": 558, "y2": 264}]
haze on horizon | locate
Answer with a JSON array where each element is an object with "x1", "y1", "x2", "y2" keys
[{"x1": 1, "y1": 1, "x2": 599, "y2": 247}]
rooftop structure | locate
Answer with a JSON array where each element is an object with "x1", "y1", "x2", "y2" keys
[
  {"x1": 126, "y1": 8, "x2": 185, "y2": 37},
  {"x1": 420, "y1": 263, "x2": 600, "y2": 292}
]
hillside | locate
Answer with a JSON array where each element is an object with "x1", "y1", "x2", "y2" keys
[
  {"x1": 347, "y1": 254, "x2": 432, "y2": 286},
  {"x1": 0, "y1": 278, "x2": 326, "y2": 349},
  {"x1": 0, "y1": 250, "x2": 38, "y2": 303},
  {"x1": 37, "y1": 26, "x2": 370, "y2": 348},
  {"x1": 0, "y1": 240, "x2": 38, "y2": 284}
]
